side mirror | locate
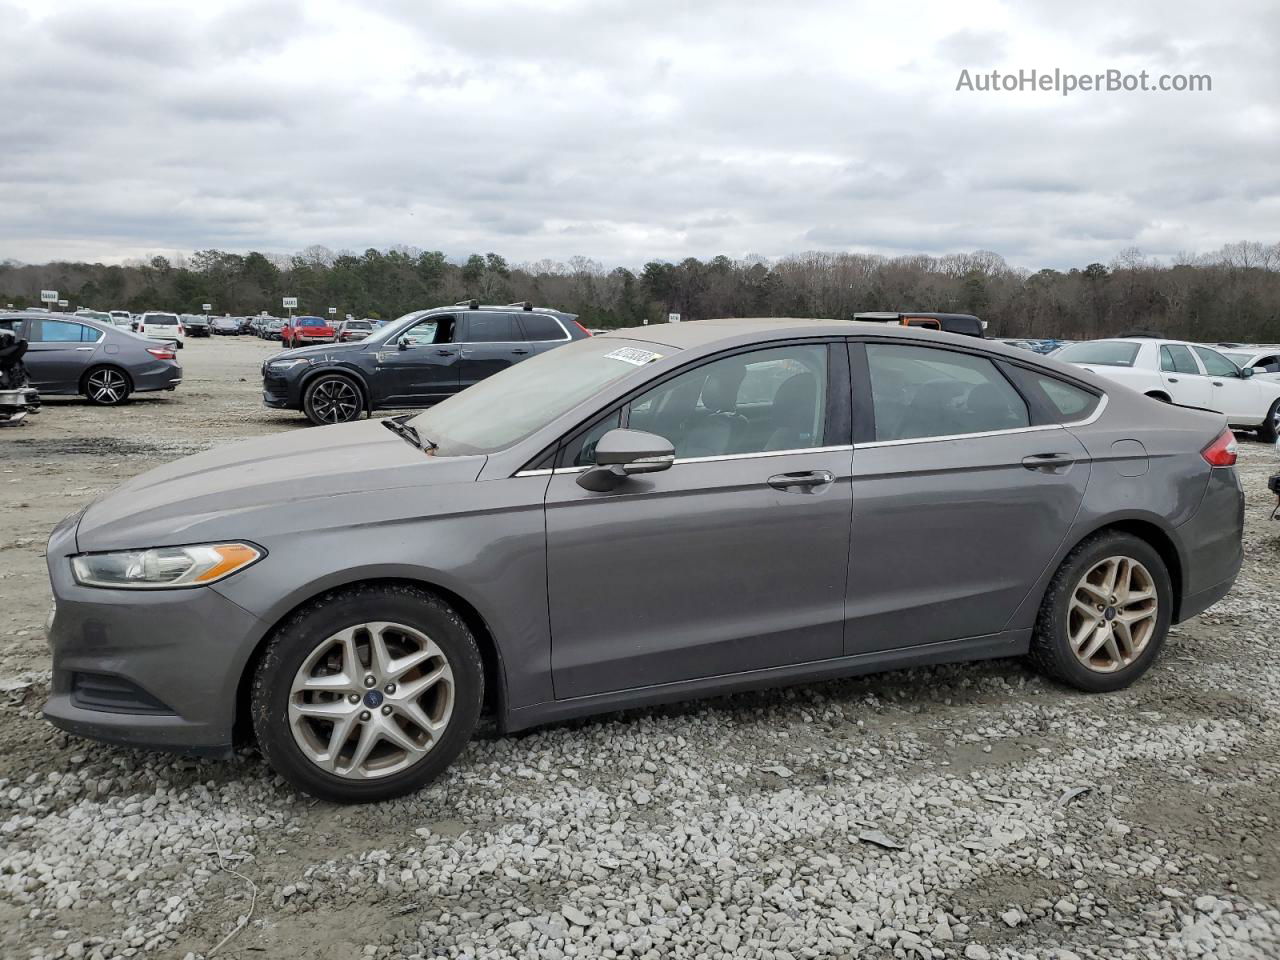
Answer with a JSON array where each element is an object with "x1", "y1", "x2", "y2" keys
[
  {"x1": 398, "y1": 336, "x2": 411, "y2": 351},
  {"x1": 1241, "y1": 366, "x2": 1255, "y2": 378},
  {"x1": 576, "y1": 429, "x2": 675, "y2": 492}
]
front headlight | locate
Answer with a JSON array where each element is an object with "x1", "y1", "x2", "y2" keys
[
  {"x1": 71, "y1": 542, "x2": 263, "y2": 589},
  {"x1": 269, "y1": 358, "x2": 312, "y2": 369}
]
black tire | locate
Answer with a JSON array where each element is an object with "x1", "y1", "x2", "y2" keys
[
  {"x1": 250, "y1": 583, "x2": 484, "y2": 803},
  {"x1": 1258, "y1": 399, "x2": 1280, "y2": 444},
  {"x1": 303, "y1": 373, "x2": 364, "y2": 425},
  {"x1": 1028, "y1": 531, "x2": 1172, "y2": 693},
  {"x1": 82, "y1": 366, "x2": 133, "y2": 405}
]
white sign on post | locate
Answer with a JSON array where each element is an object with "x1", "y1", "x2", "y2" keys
[
  {"x1": 668, "y1": 313, "x2": 681, "y2": 323},
  {"x1": 202, "y1": 303, "x2": 211, "y2": 312},
  {"x1": 40, "y1": 290, "x2": 57, "y2": 303},
  {"x1": 328, "y1": 306, "x2": 337, "y2": 315},
  {"x1": 282, "y1": 296, "x2": 298, "y2": 310},
  {"x1": 57, "y1": 299, "x2": 68, "y2": 308}
]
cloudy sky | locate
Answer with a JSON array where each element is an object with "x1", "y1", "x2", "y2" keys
[{"x1": 1, "y1": 0, "x2": 1276, "y2": 269}]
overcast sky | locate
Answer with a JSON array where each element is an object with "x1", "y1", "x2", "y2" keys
[{"x1": 1, "y1": 0, "x2": 1276, "y2": 270}]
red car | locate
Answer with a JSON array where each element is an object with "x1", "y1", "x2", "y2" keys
[{"x1": 280, "y1": 315, "x2": 336, "y2": 347}]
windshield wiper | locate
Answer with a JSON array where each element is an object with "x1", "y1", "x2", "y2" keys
[{"x1": 381, "y1": 414, "x2": 437, "y2": 453}]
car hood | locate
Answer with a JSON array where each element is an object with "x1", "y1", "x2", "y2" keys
[
  {"x1": 267, "y1": 341, "x2": 371, "y2": 364},
  {"x1": 75, "y1": 419, "x2": 486, "y2": 551}
]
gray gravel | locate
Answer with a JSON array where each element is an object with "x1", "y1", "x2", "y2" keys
[{"x1": 0, "y1": 337, "x2": 1277, "y2": 959}]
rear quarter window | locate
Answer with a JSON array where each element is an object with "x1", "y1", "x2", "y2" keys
[{"x1": 1004, "y1": 366, "x2": 1101, "y2": 423}]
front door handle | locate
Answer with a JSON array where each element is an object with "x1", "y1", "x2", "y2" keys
[
  {"x1": 75, "y1": 346, "x2": 94, "y2": 351},
  {"x1": 1212, "y1": 381, "x2": 1223, "y2": 386},
  {"x1": 511, "y1": 348, "x2": 529, "y2": 355},
  {"x1": 1022, "y1": 452, "x2": 1076, "y2": 470},
  {"x1": 768, "y1": 470, "x2": 834, "y2": 490},
  {"x1": 1167, "y1": 377, "x2": 1179, "y2": 383},
  {"x1": 436, "y1": 349, "x2": 456, "y2": 356}
]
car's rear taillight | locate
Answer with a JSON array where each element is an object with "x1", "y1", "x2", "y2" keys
[
  {"x1": 573, "y1": 320, "x2": 592, "y2": 337},
  {"x1": 146, "y1": 346, "x2": 176, "y2": 360},
  {"x1": 1201, "y1": 428, "x2": 1238, "y2": 467}
]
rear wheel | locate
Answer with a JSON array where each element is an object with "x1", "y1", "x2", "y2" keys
[
  {"x1": 1258, "y1": 398, "x2": 1280, "y2": 444},
  {"x1": 83, "y1": 366, "x2": 132, "y2": 405},
  {"x1": 303, "y1": 374, "x2": 363, "y2": 425},
  {"x1": 250, "y1": 584, "x2": 483, "y2": 803},
  {"x1": 1028, "y1": 531, "x2": 1172, "y2": 692}
]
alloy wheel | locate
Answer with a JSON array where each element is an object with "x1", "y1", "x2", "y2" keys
[
  {"x1": 1067, "y1": 556, "x2": 1158, "y2": 673},
  {"x1": 312, "y1": 378, "x2": 360, "y2": 423},
  {"x1": 288, "y1": 621, "x2": 454, "y2": 780},
  {"x1": 86, "y1": 368, "x2": 127, "y2": 404}
]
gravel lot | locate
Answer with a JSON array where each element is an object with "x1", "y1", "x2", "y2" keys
[{"x1": 1, "y1": 335, "x2": 1278, "y2": 960}]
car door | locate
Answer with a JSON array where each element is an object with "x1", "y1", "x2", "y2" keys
[
  {"x1": 457, "y1": 313, "x2": 533, "y2": 389},
  {"x1": 844, "y1": 341, "x2": 1091, "y2": 654},
  {"x1": 1155, "y1": 342, "x2": 1211, "y2": 408},
  {"x1": 25, "y1": 319, "x2": 103, "y2": 390},
  {"x1": 1192, "y1": 345, "x2": 1264, "y2": 423},
  {"x1": 373, "y1": 314, "x2": 460, "y2": 405},
  {"x1": 544, "y1": 341, "x2": 853, "y2": 699}
]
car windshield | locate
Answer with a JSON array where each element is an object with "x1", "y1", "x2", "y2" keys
[
  {"x1": 1055, "y1": 341, "x2": 1141, "y2": 367},
  {"x1": 299, "y1": 317, "x2": 323, "y2": 326},
  {"x1": 147, "y1": 315, "x2": 178, "y2": 325},
  {"x1": 348, "y1": 322, "x2": 370, "y2": 330},
  {"x1": 407, "y1": 337, "x2": 668, "y2": 457},
  {"x1": 1222, "y1": 351, "x2": 1254, "y2": 365}
]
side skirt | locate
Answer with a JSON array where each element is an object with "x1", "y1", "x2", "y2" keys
[{"x1": 502, "y1": 629, "x2": 1030, "y2": 733}]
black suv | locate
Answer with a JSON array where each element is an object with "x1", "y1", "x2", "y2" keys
[{"x1": 263, "y1": 301, "x2": 590, "y2": 425}]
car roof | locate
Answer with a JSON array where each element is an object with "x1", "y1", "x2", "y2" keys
[{"x1": 593, "y1": 317, "x2": 1008, "y2": 352}]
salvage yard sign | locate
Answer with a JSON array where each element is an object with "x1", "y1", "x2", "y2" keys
[
  {"x1": 40, "y1": 290, "x2": 57, "y2": 303},
  {"x1": 282, "y1": 296, "x2": 298, "y2": 309}
]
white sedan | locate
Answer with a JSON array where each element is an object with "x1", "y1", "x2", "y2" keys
[
  {"x1": 1056, "y1": 337, "x2": 1280, "y2": 441},
  {"x1": 1219, "y1": 347, "x2": 1280, "y2": 383}
]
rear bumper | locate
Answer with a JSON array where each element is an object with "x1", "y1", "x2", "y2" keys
[
  {"x1": 132, "y1": 362, "x2": 183, "y2": 393},
  {"x1": 1173, "y1": 466, "x2": 1244, "y2": 622}
]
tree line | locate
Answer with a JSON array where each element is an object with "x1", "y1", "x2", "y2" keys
[{"x1": 2, "y1": 241, "x2": 1279, "y2": 341}]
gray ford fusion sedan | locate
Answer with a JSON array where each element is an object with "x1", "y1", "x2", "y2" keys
[{"x1": 44, "y1": 319, "x2": 1244, "y2": 802}]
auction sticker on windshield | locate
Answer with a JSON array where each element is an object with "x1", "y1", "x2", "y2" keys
[{"x1": 604, "y1": 347, "x2": 663, "y2": 366}]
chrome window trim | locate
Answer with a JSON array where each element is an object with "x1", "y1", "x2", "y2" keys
[
  {"x1": 851, "y1": 393, "x2": 1107, "y2": 449},
  {"x1": 516, "y1": 444, "x2": 854, "y2": 477}
]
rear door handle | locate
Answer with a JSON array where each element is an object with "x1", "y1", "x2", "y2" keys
[
  {"x1": 1167, "y1": 377, "x2": 1179, "y2": 383},
  {"x1": 1212, "y1": 381, "x2": 1223, "y2": 386},
  {"x1": 75, "y1": 346, "x2": 94, "y2": 351},
  {"x1": 437, "y1": 349, "x2": 456, "y2": 356},
  {"x1": 768, "y1": 470, "x2": 834, "y2": 490},
  {"x1": 511, "y1": 348, "x2": 529, "y2": 355},
  {"x1": 1022, "y1": 452, "x2": 1076, "y2": 469}
]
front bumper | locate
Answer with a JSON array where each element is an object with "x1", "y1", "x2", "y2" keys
[
  {"x1": 43, "y1": 522, "x2": 265, "y2": 754},
  {"x1": 262, "y1": 369, "x2": 300, "y2": 409}
]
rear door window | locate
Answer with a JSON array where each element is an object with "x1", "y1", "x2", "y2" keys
[
  {"x1": 866, "y1": 343, "x2": 1029, "y2": 442},
  {"x1": 34, "y1": 320, "x2": 101, "y2": 343},
  {"x1": 462, "y1": 313, "x2": 519, "y2": 343},
  {"x1": 1159, "y1": 344, "x2": 1199, "y2": 374}
]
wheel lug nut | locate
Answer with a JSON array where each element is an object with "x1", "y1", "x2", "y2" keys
[
  {"x1": 381, "y1": 705, "x2": 392, "y2": 716},
  {"x1": 363, "y1": 675, "x2": 376, "y2": 688},
  {"x1": 384, "y1": 683, "x2": 396, "y2": 694},
  {"x1": 348, "y1": 694, "x2": 359, "y2": 704},
  {"x1": 359, "y1": 710, "x2": 371, "y2": 721}
]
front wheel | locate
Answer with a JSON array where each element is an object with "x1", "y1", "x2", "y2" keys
[
  {"x1": 303, "y1": 374, "x2": 363, "y2": 425},
  {"x1": 83, "y1": 366, "x2": 132, "y2": 405},
  {"x1": 1028, "y1": 531, "x2": 1172, "y2": 693},
  {"x1": 250, "y1": 584, "x2": 484, "y2": 803}
]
